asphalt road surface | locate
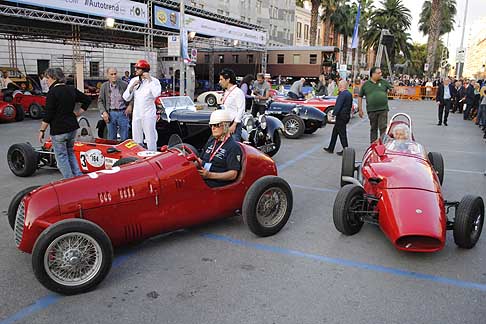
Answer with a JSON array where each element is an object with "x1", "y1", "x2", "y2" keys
[{"x1": 0, "y1": 100, "x2": 485, "y2": 324}]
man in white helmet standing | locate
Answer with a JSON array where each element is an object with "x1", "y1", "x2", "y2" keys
[
  {"x1": 198, "y1": 109, "x2": 242, "y2": 187},
  {"x1": 123, "y1": 59, "x2": 161, "y2": 151}
]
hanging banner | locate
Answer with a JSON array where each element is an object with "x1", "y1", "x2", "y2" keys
[
  {"x1": 154, "y1": 5, "x2": 266, "y2": 46},
  {"x1": 5, "y1": 0, "x2": 148, "y2": 24},
  {"x1": 167, "y1": 36, "x2": 180, "y2": 56}
]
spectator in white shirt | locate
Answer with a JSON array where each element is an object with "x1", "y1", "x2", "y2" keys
[
  {"x1": 123, "y1": 59, "x2": 161, "y2": 151},
  {"x1": 219, "y1": 68, "x2": 245, "y2": 142}
]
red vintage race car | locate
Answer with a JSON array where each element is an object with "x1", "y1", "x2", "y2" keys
[
  {"x1": 0, "y1": 100, "x2": 20, "y2": 122},
  {"x1": 7, "y1": 117, "x2": 149, "y2": 177},
  {"x1": 272, "y1": 95, "x2": 358, "y2": 123},
  {"x1": 333, "y1": 113, "x2": 484, "y2": 252},
  {"x1": 11, "y1": 92, "x2": 47, "y2": 119},
  {"x1": 8, "y1": 141, "x2": 293, "y2": 294}
]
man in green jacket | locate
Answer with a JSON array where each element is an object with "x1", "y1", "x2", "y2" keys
[{"x1": 358, "y1": 67, "x2": 393, "y2": 143}]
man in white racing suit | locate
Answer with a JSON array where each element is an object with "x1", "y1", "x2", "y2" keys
[{"x1": 123, "y1": 59, "x2": 161, "y2": 151}]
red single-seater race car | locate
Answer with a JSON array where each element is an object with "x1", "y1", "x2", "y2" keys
[
  {"x1": 8, "y1": 140, "x2": 293, "y2": 294},
  {"x1": 272, "y1": 95, "x2": 358, "y2": 124},
  {"x1": 333, "y1": 113, "x2": 484, "y2": 252},
  {"x1": 11, "y1": 92, "x2": 47, "y2": 119},
  {"x1": 7, "y1": 117, "x2": 149, "y2": 177}
]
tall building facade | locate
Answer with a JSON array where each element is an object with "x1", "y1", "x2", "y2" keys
[
  {"x1": 463, "y1": 17, "x2": 486, "y2": 79},
  {"x1": 188, "y1": 0, "x2": 295, "y2": 46}
]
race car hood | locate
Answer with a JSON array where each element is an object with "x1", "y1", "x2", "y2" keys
[
  {"x1": 379, "y1": 188, "x2": 446, "y2": 252},
  {"x1": 365, "y1": 155, "x2": 439, "y2": 192},
  {"x1": 168, "y1": 109, "x2": 212, "y2": 124}
]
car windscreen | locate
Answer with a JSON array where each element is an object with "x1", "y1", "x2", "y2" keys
[
  {"x1": 384, "y1": 138, "x2": 426, "y2": 156},
  {"x1": 161, "y1": 96, "x2": 195, "y2": 110}
]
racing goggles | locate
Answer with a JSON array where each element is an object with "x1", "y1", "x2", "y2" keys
[{"x1": 209, "y1": 123, "x2": 223, "y2": 128}]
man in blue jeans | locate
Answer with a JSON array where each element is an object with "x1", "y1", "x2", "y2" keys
[{"x1": 98, "y1": 67, "x2": 131, "y2": 140}]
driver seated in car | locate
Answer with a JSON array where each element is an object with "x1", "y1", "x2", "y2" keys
[
  {"x1": 388, "y1": 124, "x2": 419, "y2": 153},
  {"x1": 198, "y1": 110, "x2": 242, "y2": 187}
]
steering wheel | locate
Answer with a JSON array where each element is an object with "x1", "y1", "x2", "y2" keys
[{"x1": 173, "y1": 143, "x2": 201, "y2": 169}]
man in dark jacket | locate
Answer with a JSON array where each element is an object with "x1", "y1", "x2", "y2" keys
[
  {"x1": 323, "y1": 80, "x2": 352, "y2": 155},
  {"x1": 452, "y1": 80, "x2": 465, "y2": 113},
  {"x1": 436, "y1": 77, "x2": 455, "y2": 126},
  {"x1": 464, "y1": 79, "x2": 476, "y2": 120}
]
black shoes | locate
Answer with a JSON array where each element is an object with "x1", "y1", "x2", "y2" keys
[
  {"x1": 444, "y1": 122, "x2": 448, "y2": 126},
  {"x1": 336, "y1": 151, "x2": 344, "y2": 156},
  {"x1": 323, "y1": 147, "x2": 333, "y2": 154},
  {"x1": 437, "y1": 122, "x2": 442, "y2": 126}
]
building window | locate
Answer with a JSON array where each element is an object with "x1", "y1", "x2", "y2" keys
[
  {"x1": 277, "y1": 54, "x2": 284, "y2": 64},
  {"x1": 218, "y1": 55, "x2": 224, "y2": 64},
  {"x1": 293, "y1": 54, "x2": 300, "y2": 64},
  {"x1": 204, "y1": 54, "x2": 210, "y2": 64},
  {"x1": 232, "y1": 55, "x2": 239, "y2": 63},
  {"x1": 310, "y1": 54, "x2": 317, "y2": 64},
  {"x1": 304, "y1": 24, "x2": 309, "y2": 41},
  {"x1": 257, "y1": 0, "x2": 262, "y2": 14},
  {"x1": 89, "y1": 61, "x2": 99, "y2": 77},
  {"x1": 37, "y1": 59, "x2": 49, "y2": 75},
  {"x1": 297, "y1": 22, "x2": 302, "y2": 39},
  {"x1": 247, "y1": 54, "x2": 254, "y2": 64}
]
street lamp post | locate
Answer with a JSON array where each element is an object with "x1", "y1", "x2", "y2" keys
[{"x1": 456, "y1": 0, "x2": 469, "y2": 78}]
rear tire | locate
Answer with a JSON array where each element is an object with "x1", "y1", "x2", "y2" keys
[
  {"x1": 282, "y1": 115, "x2": 305, "y2": 139},
  {"x1": 242, "y1": 176, "x2": 293, "y2": 237},
  {"x1": 29, "y1": 103, "x2": 43, "y2": 119},
  {"x1": 453, "y1": 195, "x2": 484, "y2": 249},
  {"x1": 7, "y1": 185, "x2": 41, "y2": 230},
  {"x1": 32, "y1": 219, "x2": 113, "y2": 295},
  {"x1": 428, "y1": 151, "x2": 444, "y2": 185},
  {"x1": 7, "y1": 143, "x2": 39, "y2": 177},
  {"x1": 340, "y1": 147, "x2": 356, "y2": 187},
  {"x1": 333, "y1": 184, "x2": 365, "y2": 235},
  {"x1": 206, "y1": 94, "x2": 217, "y2": 107}
]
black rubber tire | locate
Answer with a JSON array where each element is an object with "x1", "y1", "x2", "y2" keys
[
  {"x1": 453, "y1": 195, "x2": 484, "y2": 249},
  {"x1": 14, "y1": 105, "x2": 25, "y2": 121},
  {"x1": 340, "y1": 147, "x2": 356, "y2": 187},
  {"x1": 7, "y1": 143, "x2": 39, "y2": 177},
  {"x1": 428, "y1": 151, "x2": 444, "y2": 185},
  {"x1": 333, "y1": 184, "x2": 365, "y2": 235},
  {"x1": 282, "y1": 115, "x2": 305, "y2": 139},
  {"x1": 112, "y1": 157, "x2": 139, "y2": 167},
  {"x1": 174, "y1": 143, "x2": 200, "y2": 157},
  {"x1": 325, "y1": 106, "x2": 336, "y2": 124},
  {"x1": 242, "y1": 176, "x2": 293, "y2": 237},
  {"x1": 32, "y1": 219, "x2": 113, "y2": 295},
  {"x1": 205, "y1": 94, "x2": 217, "y2": 107},
  {"x1": 7, "y1": 185, "x2": 41, "y2": 231},
  {"x1": 265, "y1": 131, "x2": 281, "y2": 157},
  {"x1": 29, "y1": 103, "x2": 43, "y2": 119},
  {"x1": 304, "y1": 126, "x2": 319, "y2": 134}
]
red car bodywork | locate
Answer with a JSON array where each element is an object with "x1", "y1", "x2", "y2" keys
[
  {"x1": 273, "y1": 96, "x2": 336, "y2": 112},
  {"x1": 17, "y1": 144, "x2": 277, "y2": 253},
  {"x1": 360, "y1": 137, "x2": 446, "y2": 252},
  {"x1": 0, "y1": 101, "x2": 17, "y2": 122},
  {"x1": 11, "y1": 93, "x2": 46, "y2": 114}
]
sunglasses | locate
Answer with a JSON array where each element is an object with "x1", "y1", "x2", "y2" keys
[{"x1": 210, "y1": 123, "x2": 223, "y2": 128}]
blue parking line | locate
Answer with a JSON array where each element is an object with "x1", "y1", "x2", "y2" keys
[{"x1": 201, "y1": 233, "x2": 486, "y2": 292}]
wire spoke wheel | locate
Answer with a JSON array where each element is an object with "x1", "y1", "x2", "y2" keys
[
  {"x1": 284, "y1": 119, "x2": 300, "y2": 136},
  {"x1": 44, "y1": 232, "x2": 103, "y2": 287},
  {"x1": 255, "y1": 187, "x2": 288, "y2": 228}
]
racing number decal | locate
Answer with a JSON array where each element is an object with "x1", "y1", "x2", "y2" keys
[{"x1": 79, "y1": 152, "x2": 89, "y2": 171}]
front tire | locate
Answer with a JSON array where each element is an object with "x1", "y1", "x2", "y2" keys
[
  {"x1": 453, "y1": 195, "x2": 484, "y2": 249},
  {"x1": 206, "y1": 94, "x2": 217, "y2": 107},
  {"x1": 282, "y1": 115, "x2": 305, "y2": 139},
  {"x1": 242, "y1": 176, "x2": 293, "y2": 237},
  {"x1": 32, "y1": 219, "x2": 113, "y2": 295},
  {"x1": 14, "y1": 105, "x2": 25, "y2": 121},
  {"x1": 333, "y1": 184, "x2": 365, "y2": 235},
  {"x1": 7, "y1": 185, "x2": 41, "y2": 230},
  {"x1": 29, "y1": 103, "x2": 43, "y2": 119},
  {"x1": 7, "y1": 143, "x2": 39, "y2": 177},
  {"x1": 265, "y1": 131, "x2": 281, "y2": 157},
  {"x1": 428, "y1": 151, "x2": 444, "y2": 185},
  {"x1": 325, "y1": 106, "x2": 336, "y2": 124},
  {"x1": 340, "y1": 147, "x2": 356, "y2": 187}
]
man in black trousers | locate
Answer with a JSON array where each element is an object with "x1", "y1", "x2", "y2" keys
[
  {"x1": 464, "y1": 79, "x2": 476, "y2": 120},
  {"x1": 436, "y1": 77, "x2": 455, "y2": 126},
  {"x1": 323, "y1": 80, "x2": 352, "y2": 156}
]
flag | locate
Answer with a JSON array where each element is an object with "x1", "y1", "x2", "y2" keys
[{"x1": 351, "y1": 3, "x2": 361, "y2": 49}]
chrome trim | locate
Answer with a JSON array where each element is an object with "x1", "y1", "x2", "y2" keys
[{"x1": 14, "y1": 200, "x2": 25, "y2": 247}]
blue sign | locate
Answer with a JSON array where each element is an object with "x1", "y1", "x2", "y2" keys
[{"x1": 154, "y1": 6, "x2": 179, "y2": 30}]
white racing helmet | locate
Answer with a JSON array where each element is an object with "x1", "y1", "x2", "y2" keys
[{"x1": 209, "y1": 109, "x2": 233, "y2": 125}]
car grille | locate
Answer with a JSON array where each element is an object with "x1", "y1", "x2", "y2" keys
[{"x1": 14, "y1": 200, "x2": 25, "y2": 247}]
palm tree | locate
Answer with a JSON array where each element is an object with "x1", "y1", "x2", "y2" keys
[
  {"x1": 419, "y1": 0, "x2": 457, "y2": 76},
  {"x1": 331, "y1": 3, "x2": 354, "y2": 63},
  {"x1": 362, "y1": 0, "x2": 412, "y2": 72},
  {"x1": 309, "y1": 0, "x2": 322, "y2": 46},
  {"x1": 320, "y1": 0, "x2": 341, "y2": 46}
]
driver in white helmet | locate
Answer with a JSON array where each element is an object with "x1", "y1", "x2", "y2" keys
[{"x1": 198, "y1": 109, "x2": 242, "y2": 187}]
